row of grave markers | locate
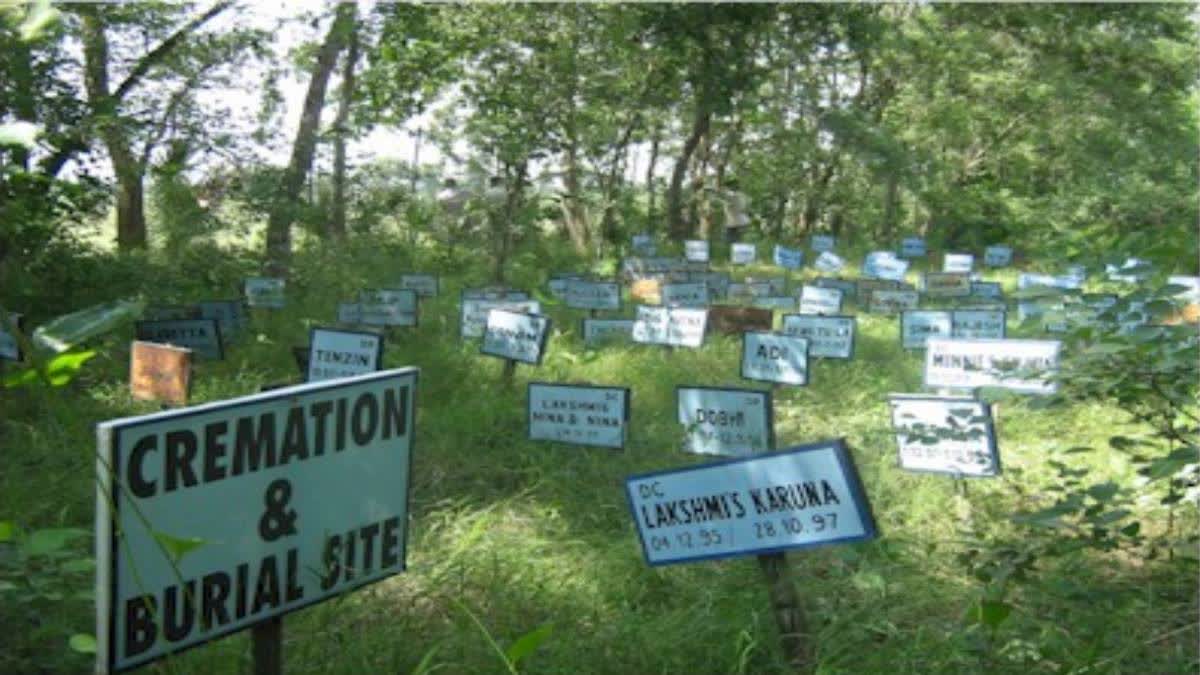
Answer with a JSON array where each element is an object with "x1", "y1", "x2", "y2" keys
[{"x1": 0, "y1": 242, "x2": 1194, "y2": 673}]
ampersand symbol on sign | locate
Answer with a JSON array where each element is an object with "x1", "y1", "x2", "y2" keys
[{"x1": 258, "y1": 479, "x2": 298, "y2": 542}]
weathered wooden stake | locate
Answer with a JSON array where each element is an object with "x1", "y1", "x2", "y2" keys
[
  {"x1": 252, "y1": 616, "x2": 282, "y2": 675},
  {"x1": 501, "y1": 358, "x2": 517, "y2": 384},
  {"x1": 757, "y1": 551, "x2": 812, "y2": 673}
]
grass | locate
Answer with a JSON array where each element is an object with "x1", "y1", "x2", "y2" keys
[{"x1": 0, "y1": 233, "x2": 1196, "y2": 674}]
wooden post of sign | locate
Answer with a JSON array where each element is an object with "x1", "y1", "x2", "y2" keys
[
  {"x1": 757, "y1": 429, "x2": 813, "y2": 673},
  {"x1": 252, "y1": 616, "x2": 282, "y2": 675},
  {"x1": 501, "y1": 358, "x2": 517, "y2": 384}
]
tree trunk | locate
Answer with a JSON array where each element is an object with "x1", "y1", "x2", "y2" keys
[
  {"x1": 882, "y1": 171, "x2": 898, "y2": 241},
  {"x1": 265, "y1": 4, "x2": 354, "y2": 272},
  {"x1": 667, "y1": 98, "x2": 712, "y2": 241},
  {"x1": 329, "y1": 5, "x2": 359, "y2": 240},
  {"x1": 693, "y1": 133, "x2": 711, "y2": 240},
  {"x1": 646, "y1": 124, "x2": 661, "y2": 231},
  {"x1": 561, "y1": 144, "x2": 590, "y2": 255}
]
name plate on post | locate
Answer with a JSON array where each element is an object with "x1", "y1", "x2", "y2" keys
[
  {"x1": 923, "y1": 272, "x2": 972, "y2": 298},
  {"x1": 630, "y1": 278, "x2": 662, "y2": 305},
  {"x1": 751, "y1": 296, "x2": 797, "y2": 311},
  {"x1": 676, "y1": 386, "x2": 773, "y2": 456},
  {"x1": 984, "y1": 245, "x2": 1013, "y2": 268},
  {"x1": 810, "y1": 234, "x2": 835, "y2": 252},
  {"x1": 307, "y1": 327, "x2": 384, "y2": 382},
  {"x1": 862, "y1": 251, "x2": 909, "y2": 281},
  {"x1": 952, "y1": 309, "x2": 1006, "y2": 339},
  {"x1": 360, "y1": 289, "x2": 419, "y2": 327},
  {"x1": 399, "y1": 274, "x2": 439, "y2": 298},
  {"x1": 460, "y1": 299, "x2": 540, "y2": 339},
  {"x1": 685, "y1": 240, "x2": 710, "y2": 263},
  {"x1": 728, "y1": 282, "x2": 773, "y2": 303},
  {"x1": 731, "y1": 243, "x2": 757, "y2": 265},
  {"x1": 813, "y1": 251, "x2": 845, "y2": 273},
  {"x1": 942, "y1": 253, "x2": 975, "y2": 273},
  {"x1": 244, "y1": 277, "x2": 286, "y2": 309},
  {"x1": 901, "y1": 310, "x2": 953, "y2": 350},
  {"x1": 970, "y1": 282, "x2": 1003, "y2": 300},
  {"x1": 632, "y1": 306, "x2": 707, "y2": 348},
  {"x1": 481, "y1": 309, "x2": 551, "y2": 365},
  {"x1": 135, "y1": 319, "x2": 223, "y2": 360},
  {"x1": 129, "y1": 341, "x2": 191, "y2": 406},
  {"x1": 582, "y1": 319, "x2": 635, "y2": 346},
  {"x1": 197, "y1": 301, "x2": 247, "y2": 341},
  {"x1": 566, "y1": 279, "x2": 621, "y2": 311},
  {"x1": 741, "y1": 332, "x2": 809, "y2": 386},
  {"x1": 781, "y1": 314, "x2": 855, "y2": 359},
  {"x1": 924, "y1": 338, "x2": 1061, "y2": 394},
  {"x1": 869, "y1": 289, "x2": 919, "y2": 314},
  {"x1": 548, "y1": 273, "x2": 583, "y2": 300},
  {"x1": 708, "y1": 306, "x2": 773, "y2": 336},
  {"x1": 899, "y1": 237, "x2": 926, "y2": 258},
  {"x1": 462, "y1": 288, "x2": 530, "y2": 301},
  {"x1": 1, "y1": 312, "x2": 24, "y2": 361},
  {"x1": 661, "y1": 282, "x2": 709, "y2": 308},
  {"x1": 815, "y1": 278, "x2": 856, "y2": 299},
  {"x1": 337, "y1": 302, "x2": 363, "y2": 324},
  {"x1": 632, "y1": 233, "x2": 656, "y2": 256},
  {"x1": 690, "y1": 271, "x2": 729, "y2": 299},
  {"x1": 888, "y1": 394, "x2": 1000, "y2": 477},
  {"x1": 96, "y1": 368, "x2": 417, "y2": 673},
  {"x1": 624, "y1": 439, "x2": 877, "y2": 566},
  {"x1": 527, "y1": 383, "x2": 630, "y2": 449},
  {"x1": 798, "y1": 285, "x2": 843, "y2": 315},
  {"x1": 773, "y1": 245, "x2": 804, "y2": 270}
]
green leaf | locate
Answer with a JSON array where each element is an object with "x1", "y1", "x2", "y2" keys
[
  {"x1": 152, "y1": 531, "x2": 207, "y2": 565},
  {"x1": 68, "y1": 634, "x2": 97, "y2": 655},
  {"x1": 1086, "y1": 482, "x2": 1120, "y2": 503},
  {"x1": 0, "y1": 521, "x2": 15, "y2": 542},
  {"x1": 506, "y1": 622, "x2": 553, "y2": 669},
  {"x1": 26, "y1": 528, "x2": 87, "y2": 556},
  {"x1": 18, "y1": 0, "x2": 61, "y2": 40},
  {"x1": 972, "y1": 600, "x2": 1012, "y2": 630}
]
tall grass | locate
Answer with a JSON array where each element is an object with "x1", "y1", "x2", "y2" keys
[{"x1": 0, "y1": 235, "x2": 1194, "y2": 674}]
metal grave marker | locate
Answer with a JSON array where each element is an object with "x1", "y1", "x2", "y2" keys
[
  {"x1": 360, "y1": 289, "x2": 419, "y2": 327},
  {"x1": 942, "y1": 253, "x2": 975, "y2": 274},
  {"x1": 460, "y1": 299, "x2": 540, "y2": 339},
  {"x1": 244, "y1": 277, "x2": 286, "y2": 309},
  {"x1": 900, "y1": 310, "x2": 953, "y2": 350},
  {"x1": 888, "y1": 394, "x2": 1000, "y2": 477},
  {"x1": 731, "y1": 243, "x2": 758, "y2": 265},
  {"x1": 582, "y1": 319, "x2": 635, "y2": 347},
  {"x1": 661, "y1": 281, "x2": 709, "y2": 308},
  {"x1": 676, "y1": 386, "x2": 772, "y2": 457},
  {"x1": 810, "y1": 234, "x2": 835, "y2": 252},
  {"x1": 527, "y1": 383, "x2": 630, "y2": 449},
  {"x1": 984, "y1": 245, "x2": 1013, "y2": 268},
  {"x1": 899, "y1": 237, "x2": 926, "y2": 258},
  {"x1": 307, "y1": 327, "x2": 384, "y2": 383},
  {"x1": 632, "y1": 305, "x2": 707, "y2": 348},
  {"x1": 399, "y1": 274, "x2": 439, "y2": 298},
  {"x1": 741, "y1": 332, "x2": 809, "y2": 386},
  {"x1": 685, "y1": 240, "x2": 710, "y2": 263},
  {"x1": 135, "y1": 319, "x2": 223, "y2": 360},
  {"x1": 481, "y1": 309, "x2": 552, "y2": 365},
  {"x1": 566, "y1": 279, "x2": 621, "y2": 312},
  {"x1": 624, "y1": 439, "x2": 877, "y2": 565},
  {"x1": 773, "y1": 245, "x2": 804, "y2": 270},
  {"x1": 798, "y1": 285, "x2": 843, "y2": 316},
  {"x1": 924, "y1": 338, "x2": 1061, "y2": 394},
  {"x1": 780, "y1": 315, "x2": 855, "y2": 359}
]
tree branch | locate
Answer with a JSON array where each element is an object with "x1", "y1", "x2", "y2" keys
[{"x1": 112, "y1": 0, "x2": 235, "y2": 103}]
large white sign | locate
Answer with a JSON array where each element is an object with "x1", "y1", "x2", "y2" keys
[
  {"x1": 798, "y1": 285, "x2": 843, "y2": 315},
  {"x1": 624, "y1": 439, "x2": 877, "y2": 566},
  {"x1": 661, "y1": 282, "x2": 709, "y2": 308},
  {"x1": 924, "y1": 338, "x2": 1061, "y2": 394},
  {"x1": 813, "y1": 251, "x2": 845, "y2": 273},
  {"x1": 676, "y1": 387, "x2": 772, "y2": 456},
  {"x1": 481, "y1": 309, "x2": 551, "y2": 365},
  {"x1": 810, "y1": 234, "x2": 835, "y2": 252},
  {"x1": 0, "y1": 312, "x2": 22, "y2": 361},
  {"x1": 460, "y1": 299, "x2": 540, "y2": 338},
  {"x1": 741, "y1": 332, "x2": 809, "y2": 386},
  {"x1": 244, "y1": 277, "x2": 286, "y2": 309},
  {"x1": 360, "y1": 289, "x2": 418, "y2": 327},
  {"x1": 781, "y1": 314, "x2": 855, "y2": 359},
  {"x1": 307, "y1": 328, "x2": 384, "y2": 382},
  {"x1": 566, "y1": 279, "x2": 621, "y2": 311},
  {"x1": 731, "y1": 243, "x2": 757, "y2": 265},
  {"x1": 96, "y1": 368, "x2": 417, "y2": 672},
  {"x1": 684, "y1": 240, "x2": 710, "y2": 263},
  {"x1": 984, "y1": 245, "x2": 1013, "y2": 268},
  {"x1": 773, "y1": 245, "x2": 804, "y2": 270},
  {"x1": 527, "y1": 383, "x2": 630, "y2": 449},
  {"x1": 888, "y1": 394, "x2": 999, "y2": 477},
  {"x1": 632, "y1": 305, "x2": 707, "y2": 348},
  {"x1": 901, "y1": 310, "x2": 953, "y2": 350},
  {"x1": 582, "y1": 319, "x2": 635, "y2": 346}
]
